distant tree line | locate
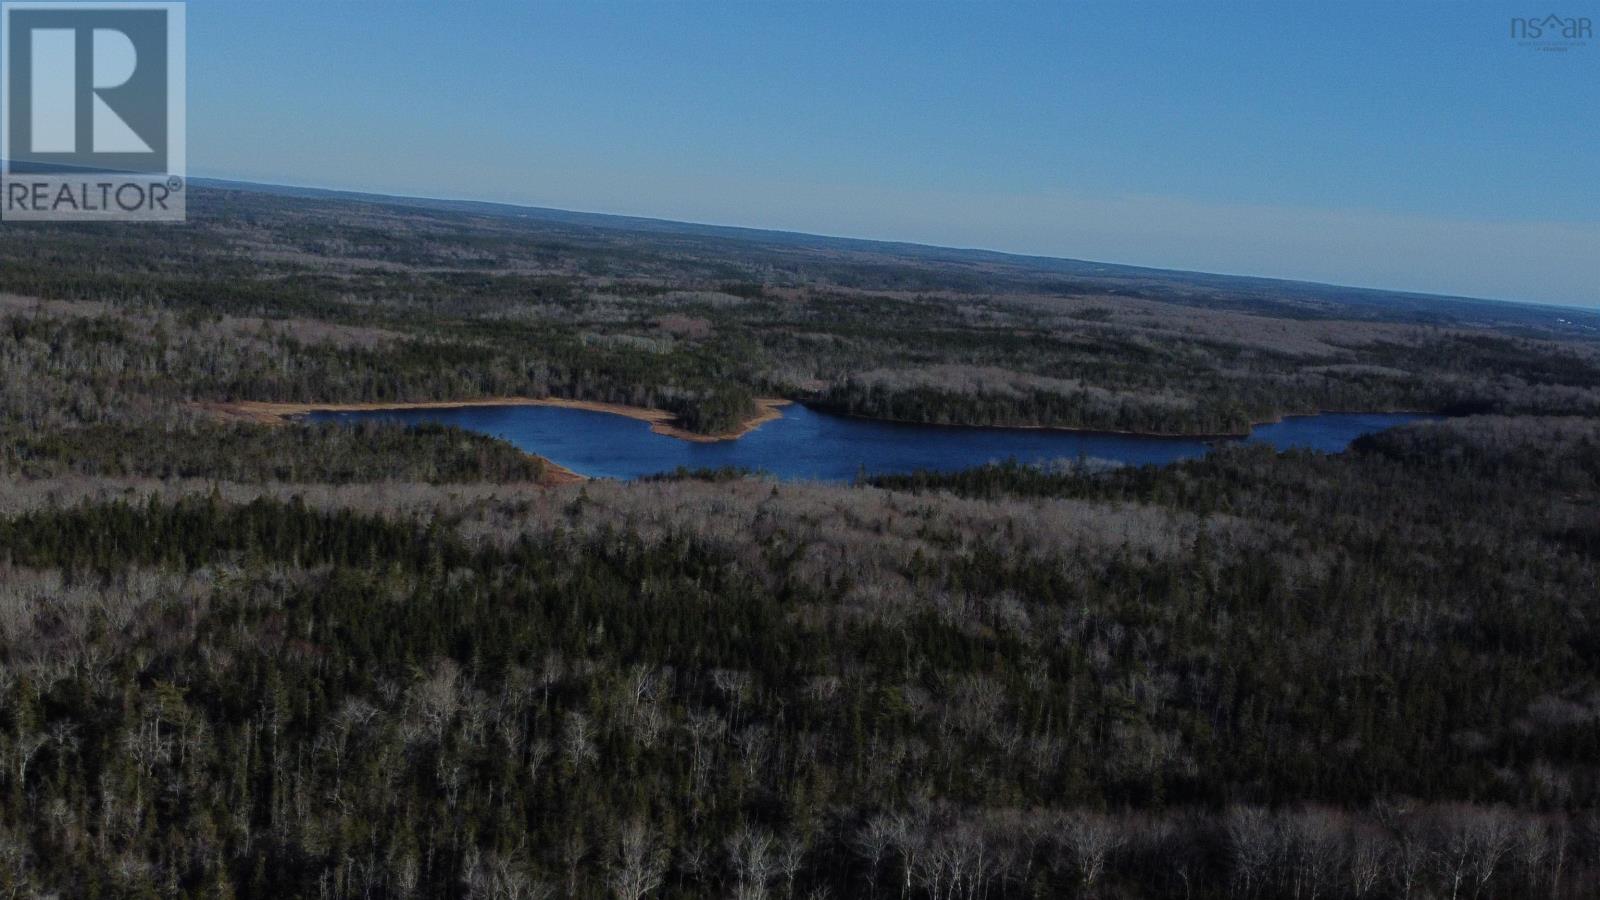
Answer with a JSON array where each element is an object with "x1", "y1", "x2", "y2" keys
[{"x1": 4, "y1": 190, "x2": 1598, "y2": 440}]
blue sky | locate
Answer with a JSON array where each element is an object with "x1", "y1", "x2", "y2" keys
[{"x1": 188, "y1": 1, "x2": 1598, "y2": 307}]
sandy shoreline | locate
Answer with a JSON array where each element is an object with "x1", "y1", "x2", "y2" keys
[
  {"x1": 197, "y1": 396, "x2": 783, "y2": 485},
  {"x1": 812, "y1": 405, "x2": 1437, "y2": 440},
  {"x1": 195, "y1": 395, "x2": 792, "y2": 470},
  {"x1": 531, "y1": 458, "x2": 587, "y2": 485}
]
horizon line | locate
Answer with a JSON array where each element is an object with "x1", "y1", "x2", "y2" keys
[{"x1": 188, "y1": 171, "x2": 1600, "y2": 315}]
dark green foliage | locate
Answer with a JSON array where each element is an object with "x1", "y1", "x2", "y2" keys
[
  {"x1": 641, "y1": 465, "x2": 762, "y2": 482},
  {"x1": 1, "y1": 419, "x2": 1598, "y2": 896},
  {"x1": 671, "y1": 384, "x2": 757, "y2": 435},
  {"x1": 1, "y1": 421, "x2": 544, "y2": 483}
]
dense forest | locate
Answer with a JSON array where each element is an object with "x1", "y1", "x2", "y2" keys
[
  {"x1": 0, "y1": 186, "x2": 1598, "y2": 897},
  {"x1": 2, "y1": 188, "x2": 1598, "y2": 439},
  {"x1": 1, "y1": 417, "x2": 1597, "y2": 898}
]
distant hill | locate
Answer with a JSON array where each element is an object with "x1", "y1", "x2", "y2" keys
[{"x1": 192, "y1": 176, "x2": 1598, "y2": 337}]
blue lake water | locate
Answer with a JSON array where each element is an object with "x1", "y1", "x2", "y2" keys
[{"x1": 306, "y1": 403, "x2": 1432, "y2": 482}]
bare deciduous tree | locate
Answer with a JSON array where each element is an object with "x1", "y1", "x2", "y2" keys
[
  {"x1": 852, "y1": 815, "x2": 897, "y2": 899},
  {"x1": 1063, "y1": 812, "x2": 1120, "y2": 896},
  {"x1": 1227, "y1": 805, "x2": 1275, "y2": 898},
  {"x1": 607, "y1": 819, "x2": 669, "y2": 900},
  {"x1": 727, "y1": 825, "x2": 776, "y2": 900}
]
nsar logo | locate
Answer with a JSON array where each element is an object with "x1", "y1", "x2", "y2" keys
[{"x1": 1510, "y1": 13, "x2": 1593, "y2": 51}]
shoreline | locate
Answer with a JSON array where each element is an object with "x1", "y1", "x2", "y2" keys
[
  {"x1": 808, "y1": 404, "x2": 1439, "y2": 441},
  {"x1": 530, "y1": 457, "x2": 587, "y2": 486},
  {"x1": 193, "y1": 398, "x2": 594, "y2": 486},
  {"x1": 194, "y1": 396, "x2": 793, "y2": 443},
  {"x1": 198, "y1": 396, "x2": 1433, "y2": 450}
]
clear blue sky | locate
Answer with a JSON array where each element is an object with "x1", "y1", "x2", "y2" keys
[{"x1": 188, "y1": 1, "x2": 1598, "y2": 307}]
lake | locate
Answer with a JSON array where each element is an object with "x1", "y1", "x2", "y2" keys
[{"x1": 305, "y1": 403, "x2": 1432, "y2": 482}]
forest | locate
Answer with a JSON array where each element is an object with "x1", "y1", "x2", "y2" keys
[
  {"x1": 0, "y1": 186, "x2": 1598, "y2": 898},
  {"x1": 2, "y1": 187, "x2": 1598, "y2": 439}
]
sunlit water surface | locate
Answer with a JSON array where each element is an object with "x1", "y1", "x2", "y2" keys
[{"x1": 307, "y1": 403, "x2": 1433, "y2": 482}]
